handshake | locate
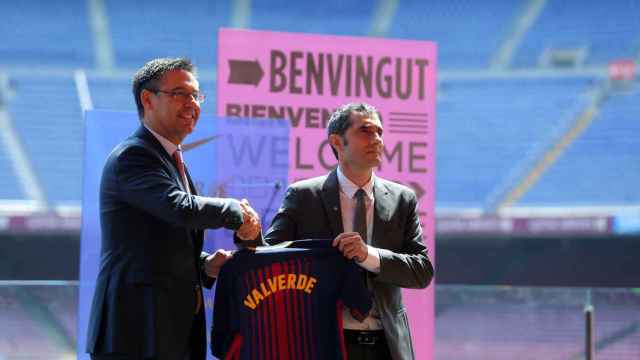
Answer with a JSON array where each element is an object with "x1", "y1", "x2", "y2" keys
[{"x1": 236, "y1": 199, "x2": 261, "y2": 240}]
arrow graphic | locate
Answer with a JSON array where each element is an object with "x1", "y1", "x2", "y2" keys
[{"x1": 228, "y1": 59, "x2": 264, "y2": 86}]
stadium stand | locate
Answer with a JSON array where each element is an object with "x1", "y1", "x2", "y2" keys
[
  {"x1": 512, "y1": 0, "x2": 640, "y2": 67},
  {"x1": 435, "y1": 286, "x2": 640, "y2": 360},
  {"x1": 250, "y1": 0, "x2": 373, "y2": 37},
  {"x1": 1, "y1": 0, "x2": 635, "y2": 210},
  {"x1": 0, "y1": 0, "x2": 639, "y2": 359},
  {"x1": 105, "y1": 0, "x2": 233, "y2": 69},
  {"x1": 87, "y1": 77, "x2": 132, "y2": 111},
  {"x1": 389, "y1": 0, "x2": 526, "y2": 69},
  {"x1": 0, "y1": 138, "x2": 24, "y2": 200},
  {"x1": 436, "y1": 76, "x2": 595, "y2": 208},
  {"x1": 0, "y1": 286, "x2": 76, "y2": 358},
  {"x1": 0, "y1": 0, "x2": 93, "y2": 68},
  {"x1": 521, "y1": 85, "x2": 640, "y2": 205},
  {"x1": 7, "y1": 75, "x2": 83, "y2": 206},
  {"x1": 88, "y1": 77, "x2": 217, "y2": 115}
]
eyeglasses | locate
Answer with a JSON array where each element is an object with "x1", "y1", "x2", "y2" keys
[{"x1": 150, "y1": 88, "x2": 206, "y2": 104}]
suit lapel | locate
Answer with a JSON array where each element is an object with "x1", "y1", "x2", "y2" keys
[
  {"x1": 172, "y1": 159, "x2": 189, "y2": 194},
  {"x1": 184, "y1": 164, "x2": 196, "y2": 195},
  {"x1": 135, "y1": 126, "x2": 188, "y2": 193},
  {"x1": 320, "y1": 170, "x2": 344, "y2": 237},
  {"x1": 137, "y1": 126, "x2": 198, "y2": 248},
  {"x1": 183, "y1": 164, "x2": 202, "y2": 249},
  {"x1": 372, "y1": 178, "x2": 391, "y2": 248}
]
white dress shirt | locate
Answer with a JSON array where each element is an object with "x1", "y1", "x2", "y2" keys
[{"x1": 145, "y1": 124, "x2": 179, "y2": 157}]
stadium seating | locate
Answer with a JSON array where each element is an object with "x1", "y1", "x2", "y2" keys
[
  {"x1": 1, "y1": 1, "x2": 639, "y2": 359},
  {"x1": 105, "y1": 0, "x2": 233, "y2": 69},
  {"x1": 389, "y1": 0, "x2": 526, "y2": 69},
  {"x1": 0, "y1": 0, "x2": 93, "y2": 67},
  {"x1": 520, "y1": 86, "x2": 640, "y2": 205},
  {"x1": 0, "y1": 286, "x2": 76, "y2": 358},
  {"x1": 88, "y1": 77, "x2": 217, "y2": 115},
  {"x1": 0, "y1": 139, "x2": 25, "y2": 200},
  {"x1": 513, "y1": 1, "x2": 640, "y2": 67},
  {"x1": 1, "y1": 0, "x2": 636, "y2": 209},
  {"x1": 87, "y1": 77, "x2": 133, "y2": 112},
  {"x1": 435, "y1": 286, "x2": 640, "y2": 360},
  {"x1": 7, "y1": 75, "x2": 83, "y2": 206},
  {"x1": 436, "y1": 76, "x2": 594, "y2": 208},
  {"x1": 250, "y1": 0, "x2": 372, "y2": 37}
]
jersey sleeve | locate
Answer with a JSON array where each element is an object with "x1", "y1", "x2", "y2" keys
[{"x1": 210, "y1": 256, "x2": 240, "y2": 358}]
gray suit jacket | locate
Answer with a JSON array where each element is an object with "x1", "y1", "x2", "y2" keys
[{"x1": 263, "y1": 169, "x2": 434, "y2": 360}]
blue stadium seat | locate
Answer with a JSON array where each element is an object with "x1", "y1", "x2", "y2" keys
[
  {"x1": 389, "y1": 0, "x2": 526, "y2": 69},
  {"x1": 250, "y1": 0, "x2": 372, "y2": 37},
  {"x1": 513, "y1": 0, "x2": 640, "y2": 67},
  {"x1": 105, "y1": 0, "x2": 233, "y2": 69},
  {"x1": 88, "y1": 76, "x2": 217, "y2": 116},
  {"x1": 520, "y1": 85, "x2": 640, "y2": 205},
  {"x1": 436, "y1": 77, "x2": 594, "y2": 208},
  {"x1": 7, "y1": 75, "x2": 83, "y2": 206},
  {"x1": 0, "y1": 0, "x2": 93, "y2": 67},
  {"x1": 0, "y1": 139, "x2": 26, "y2": 200},
  {"x1": 88, "y1": 77, "x2": 133, "y2": 112}
]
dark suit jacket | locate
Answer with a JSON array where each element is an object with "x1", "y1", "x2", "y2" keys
[
  {"x1": 86, "y1": 126, "x2": 244, "y2": 359},
  {"x1": 264, "y1": 169, "x2": 434, "y2": 360}
]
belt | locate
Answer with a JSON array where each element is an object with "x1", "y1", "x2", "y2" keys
[{"x1": 343, "y1": 330, "x2": 386, "y2": 346}]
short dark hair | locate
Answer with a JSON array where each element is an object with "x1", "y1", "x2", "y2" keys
[
  {"x1": 326, "y1": 102, "x2": 380, "y2": 159},
  {"x1": 132, "y1": 57, "x2": 196, "y2": 119}
]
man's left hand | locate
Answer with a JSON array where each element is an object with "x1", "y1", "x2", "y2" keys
[
  {"x1": 204, "y1": 249, "x2": 233, "y2": 278},
  {"x1": 332, "y1": 232, "x2": 368, "y2": 263}
]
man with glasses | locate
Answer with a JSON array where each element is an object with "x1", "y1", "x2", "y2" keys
[{"x1": 86, "y1": 57, "x2": 261, "y2": 360}]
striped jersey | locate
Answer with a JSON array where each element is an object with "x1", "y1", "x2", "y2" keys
[{"x1": 210, "y1": 239, "x2": 372, "y2": 360}]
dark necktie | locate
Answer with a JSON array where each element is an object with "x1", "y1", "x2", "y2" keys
[
  {"x1": 353, "y1": 188, "x2": 367, "y2": 243},
  {"x1": 172, "y1": 148, "x2": 191, "y2": 195},
  {"x1": 353, "y1": 188, "x2": 372, "y2": 295}
]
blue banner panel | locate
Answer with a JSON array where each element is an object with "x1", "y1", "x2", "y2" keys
[{"x1": 78, "y1": 110, "x2": 289, "y2": 359}]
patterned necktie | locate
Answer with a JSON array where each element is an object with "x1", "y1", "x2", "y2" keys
[
  {"x1": 172, "y1": 148, "x2": 191, "y2": 195},
  {"x1": 353, "y1": 188, "x2": 367, "y2": 243}
]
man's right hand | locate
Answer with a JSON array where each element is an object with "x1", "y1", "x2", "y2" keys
[
  {"x1": 236, "y1": 199, "x2": 261, "y2": 240},
  {"x1": 332, "y1": 232, "x2": 369, "y2": 263}
]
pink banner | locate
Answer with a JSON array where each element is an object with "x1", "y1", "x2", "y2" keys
[{"x1": 218, "y1": 28, "x2": 437, "y2": 359}]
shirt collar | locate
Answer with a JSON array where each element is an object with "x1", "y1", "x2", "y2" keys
[
  {"x1": 144, "y1": 124, "x2": 179, "y2": 157},
  {"x1": 337, "y1": 166, "x2": 375, "y2": 200}
]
